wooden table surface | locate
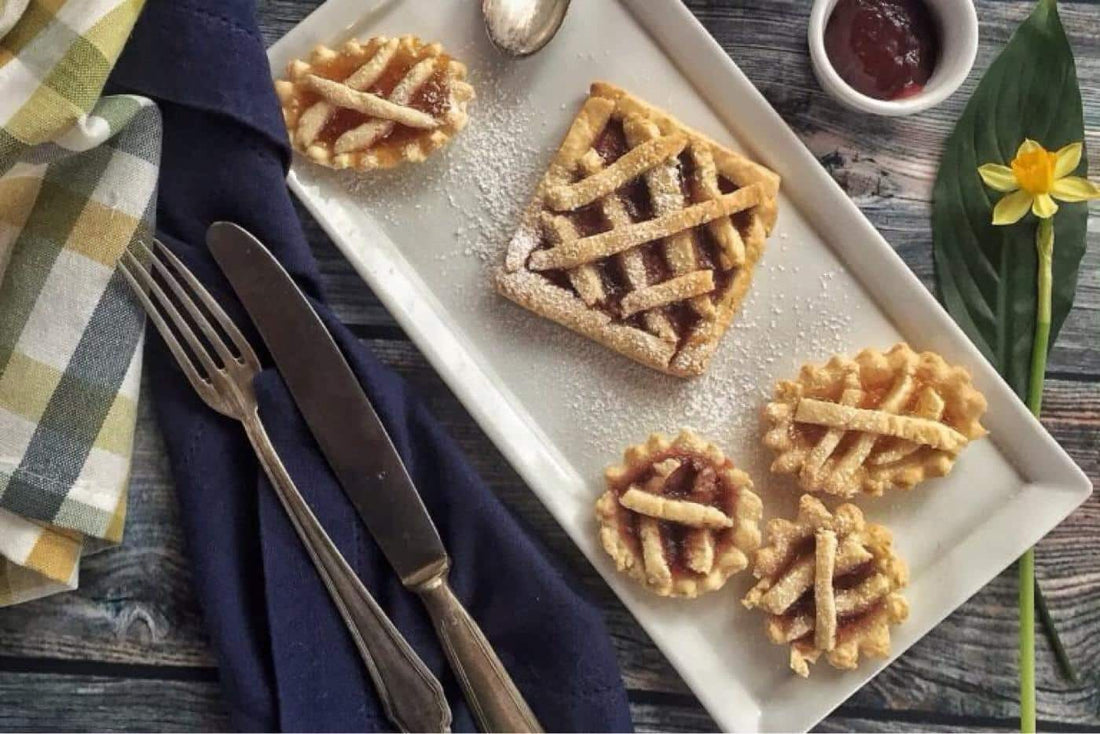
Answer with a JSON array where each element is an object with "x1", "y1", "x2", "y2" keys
[{"x1": 1, "y1": 1, "x2": 1097, "y2": 731}]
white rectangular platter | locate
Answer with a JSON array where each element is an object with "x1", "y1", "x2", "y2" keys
[{"x1": 268, "y1": 1, "x2": 1092, "y2": 730}]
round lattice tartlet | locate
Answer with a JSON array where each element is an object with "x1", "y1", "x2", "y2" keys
[
  {"x1": 743, "y1": 494, "x2": 909, "y2": 677},
  {"x1": 274, "y1": 35, "x2": 474, "y2": 170},
  {"x1": 763, "y1": 343, "x2": 987, "y2": 497},
  {"x1": 596, "y1": 430, "x2": 762, "y2": 597}
]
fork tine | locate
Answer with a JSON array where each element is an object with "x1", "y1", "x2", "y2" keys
[
  {"x1": 119, "y1": 253, "x2": 226, "y2": 413},
  {"x1": 121, "y1": 249, "x2": 224, "y2": 383},
  {"x1": 153, "y1": 239, "x2": 262, "y2": 372},
  {"x1": 131, "y1": 239, "x2": 239, "y2": 369}
]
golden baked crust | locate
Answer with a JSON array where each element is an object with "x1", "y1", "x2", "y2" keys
[
  {"x1": 274, "y1": 35, "x2": 474, "y2": 170},
  {"x1": 763, "y1": 343, "x2": 988, "y2": 497},
  {"x1": 596, "y1": 430, "x2": 762, "y2": 597},
  {"x1": 495, "y1": 81, "x2": 780, "y2": 377},
  {"x1": 743, "y1": 494, "x2": 909, "y2": 677}
]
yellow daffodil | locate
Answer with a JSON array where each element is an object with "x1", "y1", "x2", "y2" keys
[{"x1": 978, "y1": 139, "x2": 1100, "y2": 225}]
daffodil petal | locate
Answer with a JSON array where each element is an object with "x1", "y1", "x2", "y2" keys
[
  {"x1": 1031, "y1": 193, "x2": 1058, "y2": 219},
  {"x1": 1052, "y1": 142, "x2": 1083, "y2": 179},
  {"x1": 1016, "y1": 138, "x2": 1043, "y2": 158},
  {"x1": 992, "y1": 189, "x2": 1033, "y2": 225},
  {"x1": 1051, "y1": 175, "x2": 1100, "y2": 203},
  {"x1": 977, "y1": 163, "x2": 1019, "y2": 192}
]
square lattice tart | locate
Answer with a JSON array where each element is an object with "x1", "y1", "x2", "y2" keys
[{"x1": 495, "y1": 82, "x2": 780, "y2": 377}]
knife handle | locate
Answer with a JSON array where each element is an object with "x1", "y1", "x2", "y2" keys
[
  {"x1": 242, "y1": 415, "x2": 452, "y2": 733},
  {"x1": 416, "y1": 574, "x2": 544, "y2": 733}
]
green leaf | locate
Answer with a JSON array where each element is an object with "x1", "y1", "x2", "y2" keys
[{"x1": 932, "y1": 0, "x2": 1088, "y2": 399}]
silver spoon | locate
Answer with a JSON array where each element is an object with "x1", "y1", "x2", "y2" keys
[{"x1": 482, "y1": 0, "x2": 571, "y2": 57}]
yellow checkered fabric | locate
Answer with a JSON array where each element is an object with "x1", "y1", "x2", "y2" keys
[{"x1": 0, "y1": 0, "x2": 156, "y2": 606}]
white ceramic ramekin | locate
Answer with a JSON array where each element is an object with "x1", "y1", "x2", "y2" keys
[{"x1": 808, "y1": 0, "x2": 979, "y2": 116}]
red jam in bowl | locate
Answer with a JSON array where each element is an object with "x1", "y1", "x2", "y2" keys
[{"x1": 824, "y1": 0, "x2": 939, "y2": 101}]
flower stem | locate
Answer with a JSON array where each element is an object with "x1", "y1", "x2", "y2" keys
[
  {"x1": 1020, "y1": 216, "x2": 1053, "y2": 734},
  {"x1": 1020, "y1": 549, "x2": 1036, "y2": 733},
  {"x1": 1028, "y1": 218, "x2": 1053, "y2": 416}
]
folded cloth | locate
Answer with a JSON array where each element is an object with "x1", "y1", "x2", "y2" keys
[
  {"x1": 107, "y1": 1, "x2": 633, "y2": 731},
  {"x1": 0, "y1": 0, "x2": 29, "y2": 39},
  {"x1": 0, "y1": 0, "x2": 156, "y2": 606}
]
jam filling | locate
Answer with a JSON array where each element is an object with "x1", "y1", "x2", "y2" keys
[
  {"x1": 824, "y1": 0, "x2": 939, "y2": 101},
  {"x1": 571, "y1": 202, "x2": 609, "y2": 238},
  {"x1": 315, "y1": 107, "x2": 372, "y2": 148},
  {"x1": 665, "y1": 303, "x2": 702, "y2": 339},
  {"x1": 694, "y1": 227, "x2": 718, "y2": 271},
  {"x1": 529, "y1": 117, "x2": 748, "y2": 344},
  {"x1": 593, "y1": 120, "x2": 628, "y2": 162},
  {"x1": 780, "y1": 548, "x2": 884, "y2": 641},
  {"x1": 594, "y1": 259, "x2": 627, "y2": 302},
  {"x1": 305, "y1": 45, "x2": 451, "y2": 152},
  {"x1": 620, "y1": 178, "x2": 654, "y2": 222},
  {"x1": 613, "y1": 451, "x2": 732, "y2": 579},
  {"x1": 640, "y1": 242, "x2": 671, "y2": 283},
  {"x1": 676, "y1": 152, "x2": 694, "y2": 200}
]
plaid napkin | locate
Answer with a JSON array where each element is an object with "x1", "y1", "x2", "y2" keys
[{"x1": 0, "y1": 0, "x2": 157, "y2": 606}]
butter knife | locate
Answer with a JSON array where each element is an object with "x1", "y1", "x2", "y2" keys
[{"x1": 207, "y1": 222, "x2": 543, "y2": 734}]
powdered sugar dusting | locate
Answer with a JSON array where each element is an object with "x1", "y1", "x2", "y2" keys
[
  {"x1": 296, "y1": 35, "x2": 876, "y2": 493},
  {"x1": 344, "y1": 54, "x2": 545, "y2": 271},
  {"x1": 564, "y1": 260, "x2": 857, "y2": 484}
]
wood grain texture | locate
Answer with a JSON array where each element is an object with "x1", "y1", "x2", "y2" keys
[
  {"x1": 0, "y1": 673, "x2": 229, "y2": 732},
  {"x1": 0, "y1": 0, "x2": 1096, "y2": 732}
]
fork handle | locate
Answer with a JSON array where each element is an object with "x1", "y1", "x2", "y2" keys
[{"x1": 241, "y1": 413, "x2": 452, "y2": 733}]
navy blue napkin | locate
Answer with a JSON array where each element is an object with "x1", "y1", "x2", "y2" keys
[{"x1": 106, "y1": 1, "x2": 633, "y2": 731}]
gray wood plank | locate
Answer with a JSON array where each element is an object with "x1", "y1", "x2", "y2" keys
[
  {"x1": 4, "y1": 674, "x2": 1013, "y2": 734},
  {"x1": 0, "y1": 667, "x2": 1052, "y2": 734},
  {"x1": 0, "y1": 672, "x2": 230, "y2": 732}
]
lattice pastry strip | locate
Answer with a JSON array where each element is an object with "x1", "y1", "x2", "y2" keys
[
  {"x1": 623, "y1": 114, "x2": 715, "y2": 321},
  {"x1": 596, "y1": 430, "x2": 762, "y2": 597},
  {"x1": 305, "y1": 72, "x2": 439, "y2": 132},
  {"x1": 575, "y1": 148, "x2": 679, "y2": 341},
  {"x1": 690, "y1": 145, "x2": 745, "y2": 269},
  {"x1": 275, "y1": 35, "x2": 474, "y2": 170},
  {"x1": 546, "y1": 132, "x2": 688, "y2": 211},
  {"x1": 528, "y1": 186, "x2": 760, "y2": 271},
  {"x1": 294, "y1": 37, "x2": 399, "y2": 149},
  {"x1": 764, "y1": 343, "x2": 987, "y2": 497},
  {"x1": 743, "y1": 495, "x2": 909, "y2": 677},
  {"x1": 496, "y1": 82, "x2": 780, "y2": 377}
]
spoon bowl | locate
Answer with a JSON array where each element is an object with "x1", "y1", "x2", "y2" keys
[{"x1": 482, "y1": 0, "x2": 570, "y2": 57}]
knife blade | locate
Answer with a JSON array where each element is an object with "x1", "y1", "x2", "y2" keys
[
  {"x1": 206, "y1": 221, "x2": 448, "y2": 585},
  {"x1": 208, "y1": 222, "x2": 543, "y2": 733}
]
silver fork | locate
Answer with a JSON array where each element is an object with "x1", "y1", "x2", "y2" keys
[{"x1": 119, "y1": 239, "x2": 452, "y2": 733}]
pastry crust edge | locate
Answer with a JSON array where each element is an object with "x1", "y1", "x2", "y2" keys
[
  {"x1": 595, "y1": 430, "x2": 763, "y2": 598},
  {"x1": 495, "y1": 81, "x2": 780, "y2": 378},
  {"x1": 743, "y1": 495, "x2": 910, "y2": 677},
  {"x1": 274, "y1": 35, "x2": 475, "y2": 171},
  {"x1": 762, "y1": 342, "x2": 989, "y2": 497}
]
